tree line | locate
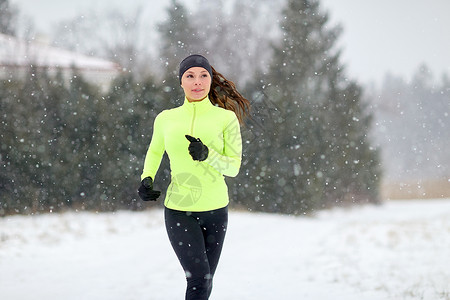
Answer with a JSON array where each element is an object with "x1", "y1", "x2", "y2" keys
[
  {"x1": 0, "y1": 0, "x2": 381, "y2": 216},
  {"x1": 369, "y1": 66, "x2": 450, "y2": 182}
]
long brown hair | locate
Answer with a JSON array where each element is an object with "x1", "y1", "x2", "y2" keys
[{"x1": 208, "y1": 66, "x2": 250, "y2": 125}]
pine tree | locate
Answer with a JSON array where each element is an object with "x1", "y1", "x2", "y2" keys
[
  {"x1": 98, "y1": 73, "x2": 168, "y2": 211},
  {"x1": 243, "y1": 0, "x2": 380, "y2": 214},
  {"x1": 0, "y1": 66, "x2": 67, "y2": 214},
  {"x1": 0, "y1": 76, "x2": 23, "y2": 214},
  {"x1": 158, "y1": 0, "x2": 201, "y2": 105}
]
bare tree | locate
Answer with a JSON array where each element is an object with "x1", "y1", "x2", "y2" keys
[
  {"x1": 51, "y1": 6, "x2": 153, "y2": 77},
  {"x1": 190, "y1": 0, "x2": 280, "y2": 86},
  {"x1": 0, "y1": 0, "x2": 18, "y2": 36}
]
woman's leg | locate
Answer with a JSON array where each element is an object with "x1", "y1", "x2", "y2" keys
[
  {"x1": 197, "y1": 207, "x2": 228, "y2": 297},
  {"x1": 164, "y1": 207, "x2": 228, "y2": 300},
  {"x1": 165, "y1": 208, "x2": 211, "y2": 300}
]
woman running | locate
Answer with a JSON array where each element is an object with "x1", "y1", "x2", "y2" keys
[{"x1": 138, "y1": 54, "x2": 250, "y2": 299}]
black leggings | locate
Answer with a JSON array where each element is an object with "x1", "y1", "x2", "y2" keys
[{"x1": 165, "y1": 206, "x2": 228, "y2": 300}]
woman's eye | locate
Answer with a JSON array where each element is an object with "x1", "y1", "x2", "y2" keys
[
  {"x1": 186, "y1": 75, "x2": 193, "y2": 78},
  {"x1": 201, "y1": 74, "x2": 208, "y2": 78}
]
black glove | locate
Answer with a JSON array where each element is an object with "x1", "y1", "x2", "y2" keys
[
  {"x1": 138, "y1": 177, "x2": 161, "y2": 201},
  {"x1": 185, "y1": 135, "x2": 209, "y2": 161}
]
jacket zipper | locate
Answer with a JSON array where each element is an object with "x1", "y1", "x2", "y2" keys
[
  {"x1": 167, "y1": 103, "x2": 196, "y2": 207},
  {"x1": 190, "y1": 103, "x2": 196, "y2": 135}
]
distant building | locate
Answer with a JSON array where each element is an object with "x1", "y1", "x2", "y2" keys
[{"x1": 0, "y1": 33, "x2": 121, "y2": 91}]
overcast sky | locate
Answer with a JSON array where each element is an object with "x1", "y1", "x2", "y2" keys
[{"x1": 10, "y1": 0, "x2": 450, "y2": 85}]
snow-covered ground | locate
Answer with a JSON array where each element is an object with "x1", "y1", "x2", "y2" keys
[{"x1": 1, "y1": 199, "x2": 449, "y2": 300}]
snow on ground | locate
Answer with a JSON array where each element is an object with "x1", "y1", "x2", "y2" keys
[{"x1": 0, "y1": 199, "x2": 449, "y2": 300}]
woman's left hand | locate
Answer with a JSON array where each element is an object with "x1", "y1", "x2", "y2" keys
[{"x1": 185, "y1": 135, "x2": 209, "y2": 161}]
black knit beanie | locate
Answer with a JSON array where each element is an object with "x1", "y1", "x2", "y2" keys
[{"x1": 179, "y1": 54, "x2": 213, "y2": 84}]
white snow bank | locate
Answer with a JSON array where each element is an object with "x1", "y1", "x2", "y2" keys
[{"x1": 0, "y1": 199, "x2": 449, "y2": 300}]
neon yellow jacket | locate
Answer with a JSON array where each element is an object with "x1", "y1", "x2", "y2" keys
[{"x1": 141, "y1": 96, "x2": 242, "y2": 212}]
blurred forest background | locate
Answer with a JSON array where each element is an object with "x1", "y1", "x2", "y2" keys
[{"x1": 0, "y1": 0, "x2": 449, "y2": 216}]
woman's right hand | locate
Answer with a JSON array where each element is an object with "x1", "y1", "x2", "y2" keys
[{"x1": 138, "y1": 177, "x2": 161, "y2": 201}]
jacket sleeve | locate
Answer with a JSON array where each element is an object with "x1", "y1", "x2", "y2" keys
[
  {"x1": 141, "y1": 112, "x2": 165, "y2": 180},
  {"x1": 204, "y1": 113, "x2": 242, "y2": 177}
]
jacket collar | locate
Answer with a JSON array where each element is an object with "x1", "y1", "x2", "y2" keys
[{"x1": 182, "y1": 96, "x2": 214, "y2": 114}]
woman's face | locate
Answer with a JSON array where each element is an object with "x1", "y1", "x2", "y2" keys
[{"x1": 181, "y1": 67, "x2": 211, "y2": 102}]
